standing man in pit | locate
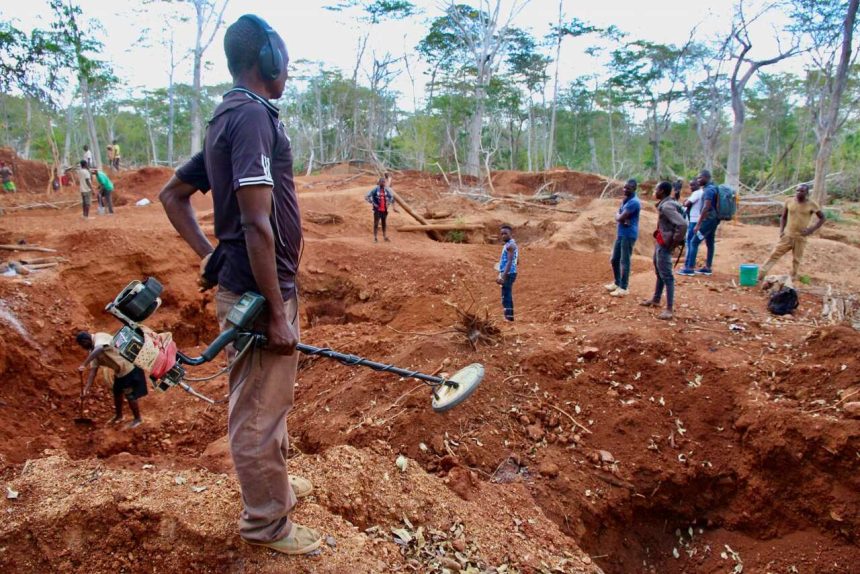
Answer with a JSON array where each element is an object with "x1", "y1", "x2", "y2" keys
[
  {"x1": 758, "y1": 184, "x2": 825, "y2": 281},
  {"x1": 496, "y1": 224, "x2": 519, "y2": 321},
  {"x1": 92, "y1": 168, "x2": 115, "y2": 214},
  {"x1": 0, "y1": 162, "x2": 15, "y2": 193},
  {"x1": 78, "y1": 160, "x2": 94, "y2": 218},
  {"x1": 76, "y1": 331, "x2": 147, "y2": 428},
  {"x1": 605, "y1": 178, "x2": 640, "y2": 297},
  {"x1": 365, "y1": 176, "x2": 395, "y2": 242},
  {"x1": 158, "y1": 14, "x2": 321, "y2": 556}
]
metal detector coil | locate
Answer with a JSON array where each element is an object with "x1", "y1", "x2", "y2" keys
[{"x1": 432, "y1": 363, "x2": 484, "y2": 412}]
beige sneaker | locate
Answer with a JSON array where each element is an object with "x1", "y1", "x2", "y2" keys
[
  {"x1": 249, "y1": 523, "x2": 323, "y2": 555},
  {"x1": 604, "y1": 282, "x2": 619, "y2": 292},
  {"x1": 658, "y1": 310, "x2": 674, "y2": 320},
  {"x1": 609, "y1": 288, "x2": 628, "y2": 297},
  {"x1": 289, "y1": 475, "x2": 313, "y2": 498}
]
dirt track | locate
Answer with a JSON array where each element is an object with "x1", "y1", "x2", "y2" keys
[{"x1": 0, "y1": 162, "x2": 858, "y2": 573}]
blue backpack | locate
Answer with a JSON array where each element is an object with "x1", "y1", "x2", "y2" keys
[{"x1": 715, "y1": 185, "x2": 737, "y2": 221}]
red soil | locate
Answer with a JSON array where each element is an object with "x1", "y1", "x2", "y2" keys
[{"x1": 0, "y1": 163, "x2": 857, "y2": 573}]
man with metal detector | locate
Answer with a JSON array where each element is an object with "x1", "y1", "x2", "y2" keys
[{"x1": 158, "y1": 14, "x2": 321, "y2": 556}]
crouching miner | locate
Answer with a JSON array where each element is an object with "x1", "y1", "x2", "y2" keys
[{"x1": 76, "y1": 331, "x2": 147, "y2": 429}]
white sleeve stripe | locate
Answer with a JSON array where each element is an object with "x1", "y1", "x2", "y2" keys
[{"x1": 237, "y1": 176, "x2": 274, "y2": 185}]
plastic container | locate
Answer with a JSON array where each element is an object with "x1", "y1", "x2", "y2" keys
[{"x1": 739, "y1": 264, "x2": 759, "y2": 286}]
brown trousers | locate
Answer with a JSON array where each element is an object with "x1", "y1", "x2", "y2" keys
[
  {"x1": 760, "y1": 234, "x2": 808, "y2": 279},
  {"x1": 216, "y1": 289, "x2": 300, "y2": 543}
]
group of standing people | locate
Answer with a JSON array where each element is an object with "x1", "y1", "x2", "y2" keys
[{"x1": 605, "y1": 169, "x2": 827, "y2": 320}]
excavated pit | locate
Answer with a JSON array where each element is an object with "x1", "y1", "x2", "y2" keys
[{"x1": 1, "y1": 162, "x2": 858, "y2": 572}]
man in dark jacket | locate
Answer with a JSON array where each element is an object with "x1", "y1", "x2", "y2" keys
[
  {"x1": 641, "y1": 181, "x2": 687, "y2": 320},
  {"x1": 365, "y1": 177, "x2": 395, "y2": 242}
]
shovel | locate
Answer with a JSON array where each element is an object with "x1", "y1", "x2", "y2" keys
[{"x1": 74, "y1": 371, "x2": 94, "y2": 426}]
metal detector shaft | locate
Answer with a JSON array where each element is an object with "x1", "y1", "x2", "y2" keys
[{"x1": 296, "y1": 343, "x2": 449, "y2": 387}]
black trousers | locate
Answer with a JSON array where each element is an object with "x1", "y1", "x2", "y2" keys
[{"x1": 373, "y1": 211, "x2": 388, "y2": 235}]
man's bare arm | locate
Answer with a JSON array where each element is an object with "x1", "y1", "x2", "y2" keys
[
  {"x1": 237, "y1": 185, "x2": 298, "y2": 355},
  {"x1": 159, "y1": 176, "x2": 214, "y2": 259},
  {"x1": 804, "y1": 210, "x2": 826, "y2": 236}
]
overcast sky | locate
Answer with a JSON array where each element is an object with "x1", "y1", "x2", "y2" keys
[{"x1": 6, "y1": 0, "x2": 796, "y2": 106}]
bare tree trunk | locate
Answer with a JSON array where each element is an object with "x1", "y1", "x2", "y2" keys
[
  {"x1": 607, "y1": 90, "x2": 617, "y2": 174},
  {"x1": 727, "y1": 91, "x2": 745, "y2": 190},
  {"x1": 80, "y1": 76, "x2": 101, "y2": 167},
  {"x1": 588, "y1": 130, "x2": 599, "y2": 173},
  {"x1": 545, "y1": 0, "x2": 564, "y2": 170},
  {"x1": 189, "y1": 0, "x2": 229, "y2": 155},
  {"x1": 466, "y1": 86, "x2": 485, "y2": 178},
  {"x1": 167, "y1": 34, "x2": 179, "y2": 165},
  {"x1": 812, "y1": 0, "x2": 859, "y2": 204},
  {"x1": 526, "y1": 98, "x2": 533, "y2": 172},
  {"x1": 23, "y1": 98, "x2": 32, "y2": 159},
  {"x1": 63, "y1": 103, "x2": 73, "y2": 166}
]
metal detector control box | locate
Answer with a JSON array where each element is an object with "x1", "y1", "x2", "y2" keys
[{"x1": 226, "y1": 292, "x2": 265, "y2": 330}]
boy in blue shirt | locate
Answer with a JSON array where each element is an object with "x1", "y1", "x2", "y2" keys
[{"x1": 605, "y1": 179, "x2": 640, "y2": 297}]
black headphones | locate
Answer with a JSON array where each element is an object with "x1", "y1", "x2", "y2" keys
[{"x1": 239, "y1": 14, "x2": 283, "y2": 81}]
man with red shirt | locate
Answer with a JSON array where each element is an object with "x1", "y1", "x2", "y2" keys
[
  {"x1": 158, "y1": 15, "x2": 320, "y2": 556},
  {"x1": 365, "y1": 176, "x2": 395, "y2": 242}
]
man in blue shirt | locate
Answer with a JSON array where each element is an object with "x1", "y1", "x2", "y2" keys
[
  {"x1": 496, "y1": 224, "x2": 518, "y2": 321},
  {"x1": 605, "y1": 179, "x2": 640, "y2": 297},
  {"x1": 678, "y1": 169, "x2": 719, "y2": 276}
]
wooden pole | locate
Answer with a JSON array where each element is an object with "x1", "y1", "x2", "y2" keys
[
  {"x1": 389, "y1": 190, "x2": 442, "y2": 240},
  {"x1": 0, "y1": 244, "x2": 58, "y2": 253},
  {"x1": 396, "y1": 223, "x2": 485, "y2": 232}
]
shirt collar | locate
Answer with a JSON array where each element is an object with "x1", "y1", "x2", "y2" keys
[{"x1": 225, "y1": 87, "x2": 280, "y2": 117}]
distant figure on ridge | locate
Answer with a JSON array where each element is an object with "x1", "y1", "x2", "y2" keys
[
  {"x1": 365, "y1": 176, "x2": 395, "y2": 242},
  {"x1": 496, "y1": 224, "x2": 519, "y2": 321},
  {"x1": 605, "y1": 178, "x2": 640, "y2": 298},
  {"x1": 758, "y1": 183, "x2": 825, "y2": 281},
  {"x1": 78, "y1": 160, "x2": 94, "y2": 219},
  {"x1": 111, "y1": 140, "x2": 121, "y2": 170},
  {"x1": 83, "y1": 145, "x2": 94, "y2": 169},
  {"x1": 0, "y1": 161, "x2": 16, "y2": 193}
]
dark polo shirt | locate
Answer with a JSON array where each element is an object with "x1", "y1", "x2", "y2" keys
[{"x1": 176, "y1": 88, "x2": 302, "y2": 300}]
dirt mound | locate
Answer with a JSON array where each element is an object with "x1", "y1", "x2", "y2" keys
[
  {"x1": 537, "y1": 198, "x2": 656, "y2": 256},
  {"x1": 0, "y1": 147, "x2": 52, "y2": 193},
  {"x1": 492, "y1": 169, "x2": 622, "y2": 198},
  {"x1": 1, "y1": 447, "x2": 597, "y2": 573}
]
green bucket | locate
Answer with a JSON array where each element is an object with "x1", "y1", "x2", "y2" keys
[{"x1": 739, "y1": 264, "x2": 759, "y2": 286}]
